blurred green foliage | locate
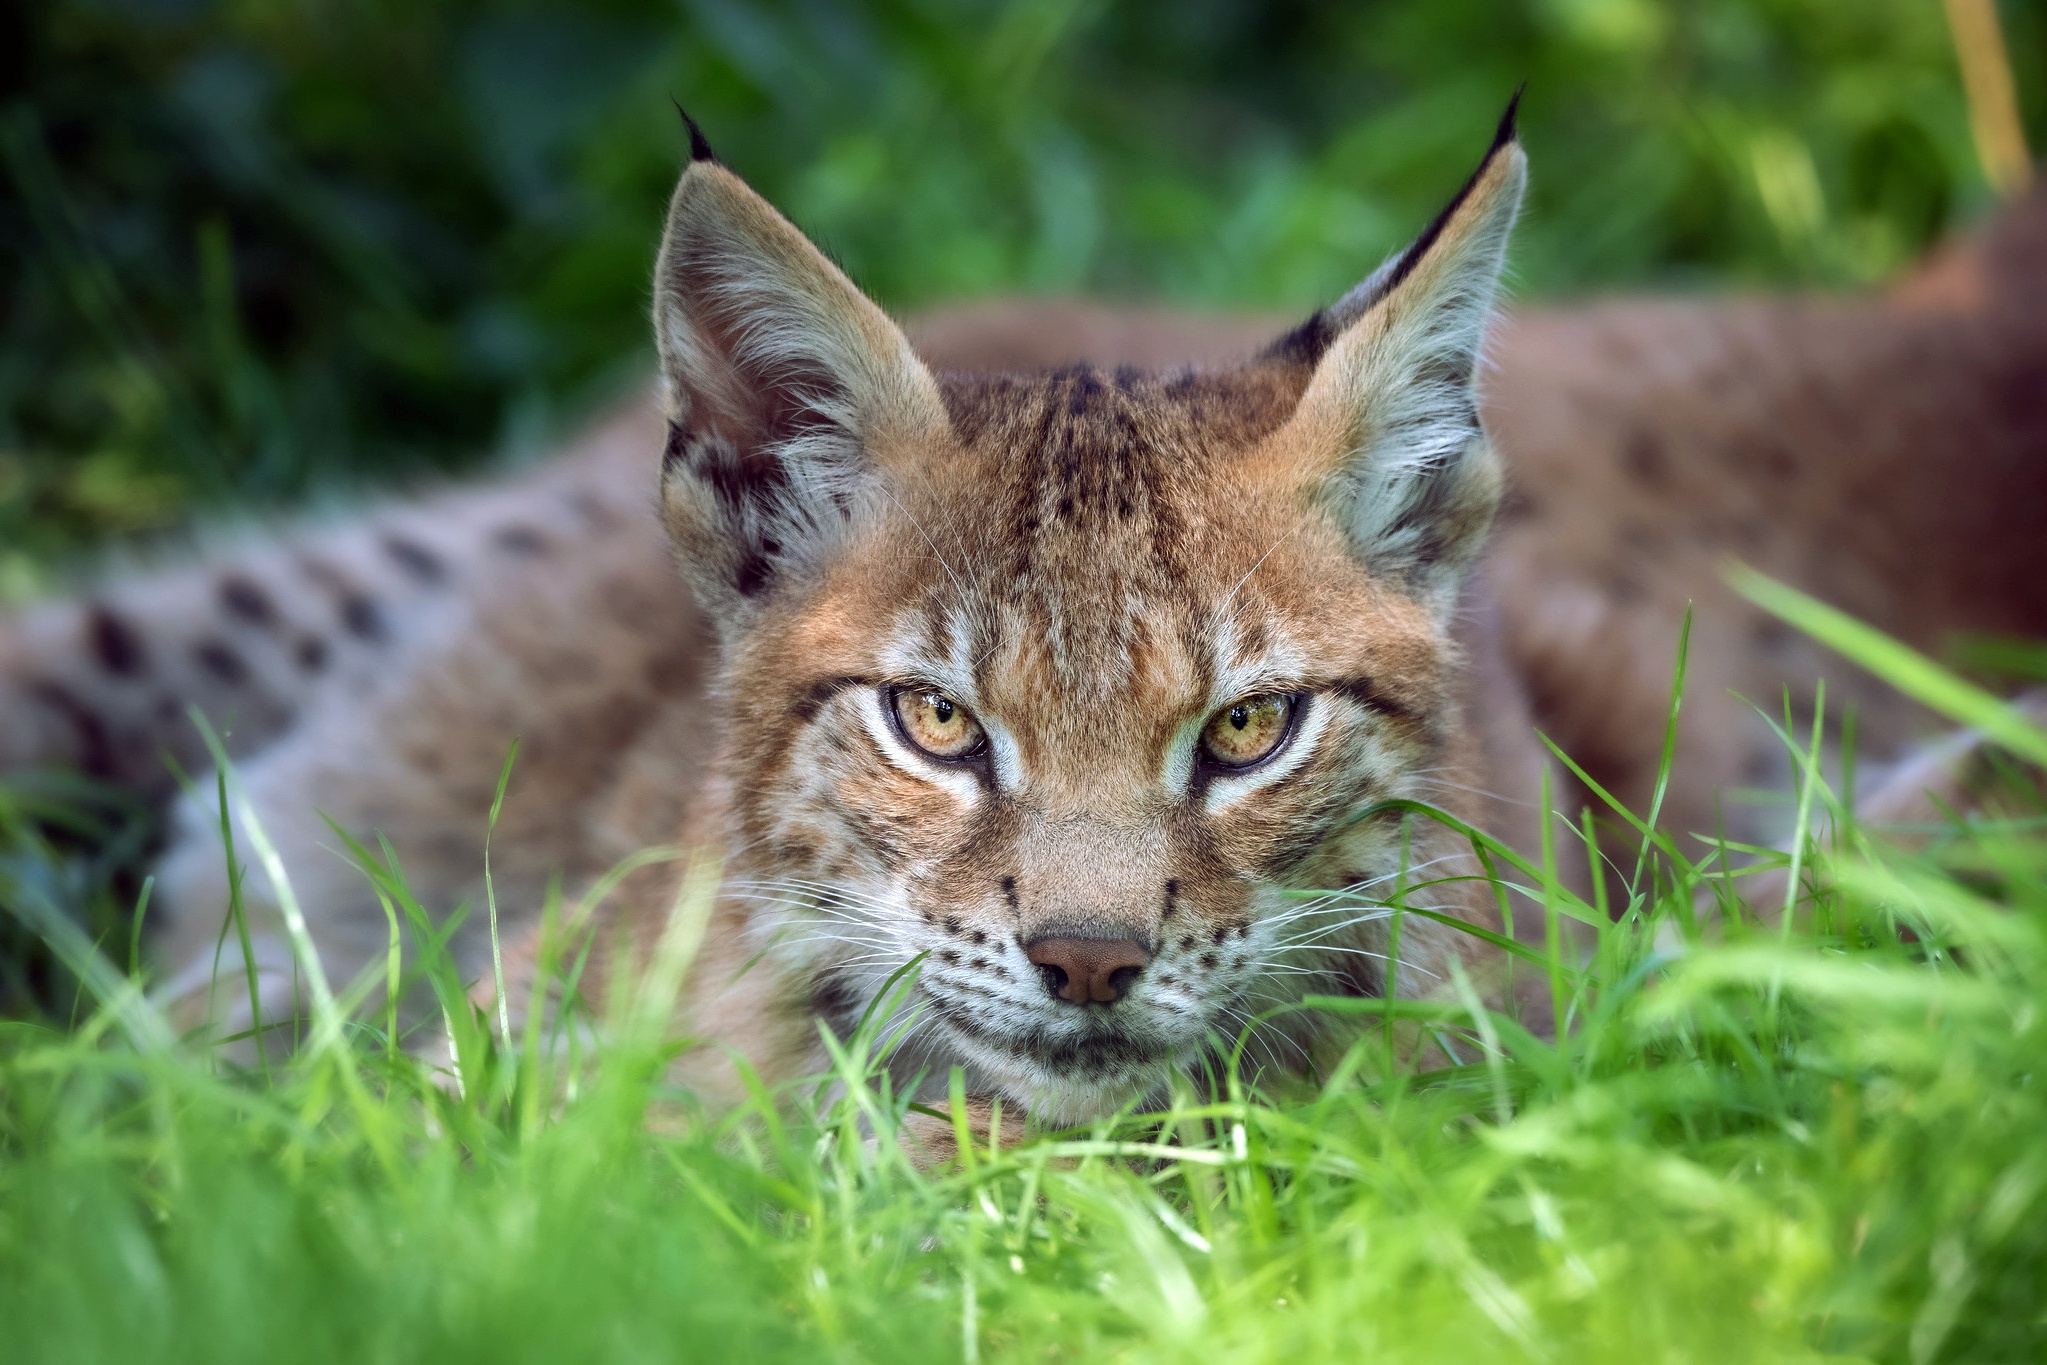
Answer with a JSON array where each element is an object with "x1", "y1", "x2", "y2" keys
[{"x1": 3, "y1": 0, "x2": 2041, "y2": 582}]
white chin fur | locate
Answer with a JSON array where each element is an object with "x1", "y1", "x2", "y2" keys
[
  {"x1": 947, "y1": 1028, "x2": 1182, "y2": 1127},
  {"x1": 1022, "y1": 1069, "x2": 1177, "y2": 1128}
]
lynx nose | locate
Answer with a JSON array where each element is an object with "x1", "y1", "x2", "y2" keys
[{"x1": 1026, "y1": 936, "x2": 1151, "y2": 1005}]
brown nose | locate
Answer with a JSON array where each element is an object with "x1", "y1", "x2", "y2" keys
[{"x1": 1025, "y1": 936, "x2": 1151, "y2": 1005}]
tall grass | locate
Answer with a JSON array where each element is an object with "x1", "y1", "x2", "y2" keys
[{"x1": 4, "y1": 593, "x2": 2045, "y2": 1362}]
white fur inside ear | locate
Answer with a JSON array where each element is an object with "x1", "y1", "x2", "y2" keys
[
  {"x1": 656, "y1": 169, "x2": 946, "y2": 462},
  {"x1": 1294, "y1": 146, "x2": 1525, "y2": 611},
  {"x1": 650, "y1": 162, "x2": 949, "y2": 617}
]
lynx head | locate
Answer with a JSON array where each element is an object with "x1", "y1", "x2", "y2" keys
[{"x1": 652, "y1": 105, "x2": 1525, "y2": 1124}]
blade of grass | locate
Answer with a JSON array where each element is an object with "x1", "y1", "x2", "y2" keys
[
  {"x1": 484, "y1": 739, "x2": 521, "y2": 1052},
  {"x1": 1631, "y1": 605, "x2": 1693, "y2": 894},
  {"x1": 203, "y1": 720, "x2": 268, "y2": 1078},
  {"x1": 1730, "y1": 567, "x2": 2047, "y2": 767}
]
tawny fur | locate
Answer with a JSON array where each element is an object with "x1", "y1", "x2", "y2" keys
[{"x1": 2, "y1": 124, "x2": 2043, "y2": 1131}]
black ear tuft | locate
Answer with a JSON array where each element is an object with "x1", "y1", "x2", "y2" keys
[
  {"x1": 1266, "y1": 93, "x2": 1526, "y2": 615},
  {"x1": 673, "y1": 100, "x2": 718, "y2": 164},
  {"x1": 1377, "y1": 90, "x2": 1525, "y2": 301},
  {"x1": 1260, "y1": 90, "x2": 1527, "y2": 369},
  {"x1": 1491, "y1": 82, "x2": 1526, "y2": 154}
]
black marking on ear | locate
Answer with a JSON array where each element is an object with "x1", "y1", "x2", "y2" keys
[
  {"x1": 704, "y1": 450, "x2": 791, "y2": 521},
  {"x1": 1271, "y1": 88, "x2": 1525, "y2": 368},
  {"x1": 662, "y1": 420, "x2": 691, "y2": 473},
  {"x1": 668, "y1": 422, "x2": 797, "y2": 530},
  {"x1": 733, "y1": 551, "x2": 773, "y2": 598},
  {"x1": 1495, "y1": 82, "x2": 1525, "y2": 149},
  {"x1": 1388, "y1": 472, "x2": 1484, "y2": 575},
  {"x1": 86, "y1": 605, "x2": 147, "y2": 678},
  {"x1": 1262, "y1": 309, "x2": 1334, "y2": 366},
  {"x1": 674, "y1": 101, "x2": 718, "y2": 164},
  {"x1": 381, "y1": 534, "x2": 447, "y2": 584},
  {"x1": 219, "y1": 575, "x2": 277, "y2": 627}
]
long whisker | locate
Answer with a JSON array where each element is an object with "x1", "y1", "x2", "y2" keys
[
  {"x1": 877, "y1": 482, "x2": 977, "y2": 623},
  {"x1": 1209, "y1": 521, "x2": 1305, "y2": 639},
  {"x1": 721, "y1": 876, "x2": 908, "y2": 908},
  {"x1": 1265, "y1": 854, "x2": 1467, "y2": 913},
  {"x1": 720, "y1": 885, "x2": 912, "y2": 922},
  {"x1": 1214, "y1": 1000, "x2": 1311, "y2": 1072},
  {"x1": 720, "y1": 894, "x2": 904, "y2": 931},
  {"x1": 1410, "y1": 774, "x2": 1542, "y2": 809},
  {"x1": 724, "y1": 888, "x2": 915, "y2": 922}
]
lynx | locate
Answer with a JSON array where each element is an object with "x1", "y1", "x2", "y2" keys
[{"x1": 3, "y1": 101, "x2": 2043, "y2": 1132}]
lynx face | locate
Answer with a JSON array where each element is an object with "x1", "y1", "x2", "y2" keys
[{"x1": 654, "y1": 107, "x2": 1525, "y2": 1122}]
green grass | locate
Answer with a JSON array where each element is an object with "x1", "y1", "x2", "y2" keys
[{"x1": 4, "y1": 595, "x2": 2046, "y2": 1362}]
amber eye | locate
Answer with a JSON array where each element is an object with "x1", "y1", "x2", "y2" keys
[
  {"x1": 890, "y1": 687, "x2": 986, "y2": 761},
  {"x1": 1199, "y1": 694, "x2": 1299, "y2": 769}
]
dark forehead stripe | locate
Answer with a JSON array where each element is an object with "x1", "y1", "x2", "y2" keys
[
  {"x1": 1040, "y1": 364, "x2": 1157, "y2": 526},
  {"x1": 937, "y1": 363, "x2": 1303, "y2": 460},
  {"x1": 926, "y1": 360, "x2": 1317, "y2": 699},
  {"x1": 936, "y1": 362, "x2": 1307, "y2": 539}
]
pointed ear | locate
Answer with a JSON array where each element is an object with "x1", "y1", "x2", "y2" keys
[
  {"x1": 1262, "y1": 98, "x2": 1527, "y2": 615},
  {"x1": 652, "y1": 134, "x2": 951, "y2": 625}
]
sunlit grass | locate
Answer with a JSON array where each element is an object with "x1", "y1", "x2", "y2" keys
[{"x1": 4, "y1": 596, "x2": 2046, "y2": 1363}]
